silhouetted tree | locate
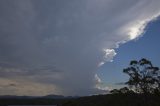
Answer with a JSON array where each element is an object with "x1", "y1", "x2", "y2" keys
[
  {"x1": 123, "y1": 58, "x2": 160, "y2": 94},
  {"x1": 110, "y1": 87, "x2": 134, "y2": 94},
  {"x1": 110, "y1": 89, "x2": 121, "y2": 94},
  {"x1": 119, "y1": 87, "x2": 130, "y2": 93}
]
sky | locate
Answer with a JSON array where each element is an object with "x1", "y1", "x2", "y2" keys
[
  {"x1": 0, "y1": 0, "x2": 160, "y2": 96},
  {"x1": 98, "y1": 18, "x2": 160, "y2": 89}
]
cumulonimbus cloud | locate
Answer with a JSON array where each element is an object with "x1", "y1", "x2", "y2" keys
[{"x1": 0, "y1": 0, "x2": 160, "y2": 96}]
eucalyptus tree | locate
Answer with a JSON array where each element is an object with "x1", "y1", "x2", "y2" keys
[{"x1": 123, "y1": 58, "x2": 160, "y2": 93}]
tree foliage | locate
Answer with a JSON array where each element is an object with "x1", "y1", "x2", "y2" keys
[{"x1": 123, "y1": 58, "x2": 160, "y2": 93}]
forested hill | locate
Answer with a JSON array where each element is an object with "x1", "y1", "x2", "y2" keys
[
  {"x1": 1, "y1": 93, "x2": 160, "y2": 106},
  {"x1": 62, "y1": 93, "x2": 160, "y2": 106}
]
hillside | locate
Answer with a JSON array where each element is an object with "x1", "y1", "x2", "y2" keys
[
  {"x1": 62, "y1": 93, "x2": 160, "y2": 106},
  {"x1": 1, "y1": 93, "x2": 160, "y2": 106}
]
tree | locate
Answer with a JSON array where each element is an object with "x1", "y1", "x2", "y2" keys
[
  {"x1": 123, "y1": 58, "x2": 160, "y2": 93},
  {"x1": 119, "y1": 87, "x2": 130, "y2": 94},
  {"x1": 110, "y1": 89, "x2": 121, "y2": 94}
]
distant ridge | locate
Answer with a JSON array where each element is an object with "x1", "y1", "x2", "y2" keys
[{"x1": 0, "y1": 95, "x2": 78, "y2": 99}]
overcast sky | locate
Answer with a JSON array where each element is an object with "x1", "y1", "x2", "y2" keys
[{"x1": 0, "y1": 0, "x2": 160, "y2": 96}]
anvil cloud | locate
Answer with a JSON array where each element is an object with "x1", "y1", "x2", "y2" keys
[{"x1": 0, "y1": 0, "x2": 160, "y2": 96}]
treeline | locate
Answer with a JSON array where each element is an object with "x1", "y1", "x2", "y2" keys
[
  {"x1": 1, "y1": 93, "x2": 160, "y2": 106},
  {"x1": 0, "y1": 98, "x2": 60, "y2": 106},
  {"x1": 62, "y1": 93, "x2": 160, "y2": 106}
]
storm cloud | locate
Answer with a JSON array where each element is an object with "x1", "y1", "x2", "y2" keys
[{"x1": 0, "y1": 0, "x2": 160, "y2": 96}]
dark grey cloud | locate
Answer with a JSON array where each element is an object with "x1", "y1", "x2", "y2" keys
[{"x1": 0, "y1": 0, "x2": 160, "y2": 96}]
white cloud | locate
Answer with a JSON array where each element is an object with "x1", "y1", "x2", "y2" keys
[
  {"x1": 95, "y1": 74, "x2": 102, "y2": 83},
  {"x1": 128, "y1": 21, "x2": 146, "y2": 40},
  {"x1": 99, "y1": 49, "x2": 117, "y2": 66},
  {"x1": 95, "y1": 74, "x2": 112, "y2": 91},
  {"x1": 121, "y1": 14, "x2": 160, "y2": 40}
]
